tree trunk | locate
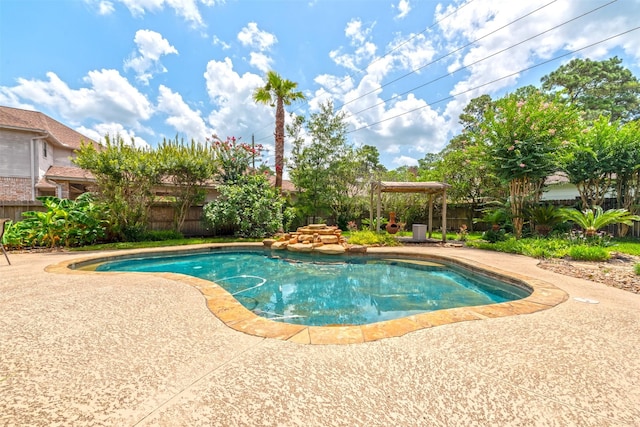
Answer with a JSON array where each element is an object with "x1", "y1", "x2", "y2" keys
[{"x1": 275, "y1": 97, "x2": 285, "y2": 191}]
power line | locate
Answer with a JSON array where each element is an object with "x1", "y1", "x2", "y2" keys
[
  {"x1": 250, "y1": 0, "x2": 477, "y2": 143},
  {"x1": 345, "y1": 25, "x2": 640, "y2": 135},
  {"x1": 336, "y1": 0, "x2": 561, "y2": 110},
  {"x1": 342, "y1": 0, "x2": 617, "y2": 121}
]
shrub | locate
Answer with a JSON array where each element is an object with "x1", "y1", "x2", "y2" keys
[
  {"x1": 560, "y1": 206, "x2": 640, "y2": 237},
  {"x1": 203, "y1": 174, "x2": 291, "y2": 238},
  {"x1": 2, "y1": 220, "x2": 29, "y2": 249},
  {"x1": 568, "y1": 245, "x2": 610, "y2": 262},
  {"x1": 481, "y1": 228, "x2": 507, "y2": 243},
  {"x1": 635, "y1": 263, "x2": 640, "y2": 275},
  {"x1": 346, "y1": 230, "x2": 400, "y2": 246},
  {"x1": 8, "y1": 194, "x2": 108, "y2": 248},
  {"x1": 527, "y1": 204, "x2": 564, "y2": 236},
  {"x1": 360, "y1": 217, "x2": 387, "y2": 231},
  {"x1": 520, "y1": 238, "x2": 571, "y2": 258}
]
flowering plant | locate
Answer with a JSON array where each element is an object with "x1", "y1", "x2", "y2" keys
[
  {"x1": 481, "y1": 90, "x2": 579, "y2": 238},
  {"x1": 208, "y1": 135, "x2": 263, "y2": 184}
]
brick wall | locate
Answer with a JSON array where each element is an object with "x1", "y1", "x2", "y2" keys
[{"x1": 0, "y1": 177, "x2": 32, "y2": 201}]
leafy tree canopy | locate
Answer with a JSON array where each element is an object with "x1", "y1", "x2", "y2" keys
[
  {"x1": 540, "y1": 56, "x2": 640, "y2": 123},
  {"x1": 73, "y1": 134, "x2": 160, "y2": 241}
]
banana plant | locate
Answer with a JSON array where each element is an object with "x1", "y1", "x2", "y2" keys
[
  {"x1": 18, "y1": 194, "x2": 108, "y2": 248},
  {"x1": 559, "y1": 206, "x2": 640, "y2": 237}
]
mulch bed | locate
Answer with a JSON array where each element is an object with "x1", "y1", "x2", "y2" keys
[{"x1": 538, "y1": 252, "x2": 640, "y2": 294}]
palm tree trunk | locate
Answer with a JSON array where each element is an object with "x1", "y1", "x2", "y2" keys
[{"x1": 275, "y1": 97, "x2": 285, "y2": 191}]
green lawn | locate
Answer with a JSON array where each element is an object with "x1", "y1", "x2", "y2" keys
[
  {"x1": 72, "y1": 236, "x2": 261, "y2": 251},
  {"x1": 465, "y1": 235, "x2": 640, "y2": 261}
]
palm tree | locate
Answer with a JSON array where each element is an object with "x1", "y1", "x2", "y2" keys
[
  {"x1": 253, "y1": 71, "x2": 305, "y2": 191},
  {"x1": 559, "y1": 206, "x2": 640, "y2": 237}
]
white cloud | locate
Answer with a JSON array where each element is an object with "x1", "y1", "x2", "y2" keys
[
  {"x1": 385, "y1": 144, "x2": 400, "y2": 154},
  {"x1": 88, "y1": 0, "x2": 210, "y2": 27},
  {"x1": 98, "y1": 1, "x2": 115, "y2": 14},
  {"x1": 124, "y1": 29, "x2": 178, "y2": 85},
  {"x1": 204, "y1": 57, "x2": 266, "y2": 134},
  {"x1": 248, "y1": 52, "x2": 273, "y2": 73},
  {"x1": 203, "y1": 57, "x2": 309, "y2": 170},
  {"x1": 156, "y1": 85, "x2": 212, "y2": 140},
  {"x1": 212, "y1": 35, "x2": 231, "y2": 50},
  {"x1": 329, "y1": 19, "x2": 377, "y2": 71},
  {"x1": 392, "y1": 155, "x2": 418, "y2": 167},
  {"x1": 0, "y1": 90, "x2": 34, "y2": 110},
  {"x1": 237, "y1": 22, "x2": 277, "y2": 51},
  {"x1": 76, "y1": 123, "x2": 150, "y2": 148},
  {"x1": 436, "y1": 0, "x2": 640, "y2": 132},
  {"x1": 394, "y1": 0, "x2": 411, "y2": 19},
  {"x1": 387, "y1": 32, "x2": 437, "y2": 72},
  {"x1": 3, "y1": 69, "x2": 152, "y2": 130},
  {"x1": 345, "y1": 19, "x2": 372, "y2": 46}
]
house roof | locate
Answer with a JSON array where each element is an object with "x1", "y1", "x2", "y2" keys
[
  {"x1": 45, "y1": 166, "x2": 95, "y2": 181},
  {"x1": 0, "y1": 105, "x2": 97, "y2": 150},
  {"x1": 35, "y1": 177, "x2": 57, "y2": 190},
  {"x1": 545, "y1": 172, "x2": 570, "y2": 185},
  {"x1": 267, "y1": 176, "x2": 296, "y2": 193}
]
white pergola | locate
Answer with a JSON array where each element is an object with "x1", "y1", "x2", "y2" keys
[{"x1": 370, "y1": 181, "x2": 451, "y2": 242}]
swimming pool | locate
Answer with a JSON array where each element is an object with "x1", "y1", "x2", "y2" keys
[{"x1": 94, "y1": 249, "x2": 531, "y2": 326}]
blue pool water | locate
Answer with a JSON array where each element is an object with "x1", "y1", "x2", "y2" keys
[{"x1": 95, "y1": 250, "x2": 530, "y2": 326}]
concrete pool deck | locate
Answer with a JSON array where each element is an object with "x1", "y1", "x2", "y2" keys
[{"x1": 1, "y1": 244, "x2": 639, "y2": 426}]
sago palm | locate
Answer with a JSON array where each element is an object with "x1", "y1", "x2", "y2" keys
[
  {"x1": 253, "y1": 71, "x2": 305, "y2": 191},
  {"x1": 559, "y1": 206, "x2": 640, "y2": 237}
]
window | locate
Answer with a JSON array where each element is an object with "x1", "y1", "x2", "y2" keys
[{"x1": 43, "y1": 142, "x2": 48, "y2": 158}]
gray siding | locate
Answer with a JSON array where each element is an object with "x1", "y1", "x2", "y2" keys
[{"x1": 0, "y1": 129, "x2": 32, "y2": 178}]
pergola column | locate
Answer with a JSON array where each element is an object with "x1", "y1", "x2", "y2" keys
[
  {"x1": 441, "y1": 189, "x2": 447, "y2": 243},
  {"x1": 376, "y1": 181, "x2": 381, "y2": 232},
  {"x1": 428, "y1": 194, "x2": 433, "y2": 239}
]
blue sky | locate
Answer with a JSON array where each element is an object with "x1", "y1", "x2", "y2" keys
[{"x1": 1, "y1": 0, "x2": 639, "y2": 172}]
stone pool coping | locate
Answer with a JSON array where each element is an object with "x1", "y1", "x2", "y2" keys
[{"x1": 46, "y1": 243, "x2": 568, "y2": 345}]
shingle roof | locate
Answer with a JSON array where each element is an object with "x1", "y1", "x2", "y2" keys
[
  {"x1": 44, "y1": 166, "x2": 95, "y2": 181},
  {"x1": 0, "y1": 106, "x2": 97, "y2": 150},
  {"x1": 267, "y1": 176, "x2": 296, "y2": 193}
]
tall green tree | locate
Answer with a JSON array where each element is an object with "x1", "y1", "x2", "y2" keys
[
  {"x1": 287, "y1": 102, "x2": 347, "y2": 223},
  {"x1": 458, "y1": 94, "x2": 493, "y2": 133},
  {"x1": 481, "y1": 90, "x2": 579, "y2": 238},
  {"x1": 608, "y1": 119, "x2": 640, "y2": 236},
  {"x1": 431, "y1": 136, "x2": 504, "y2": 230},
  {"x1": 541, "y1": 56, "x2": 640, "y2": 123},
  {"x1": 253, "y1": 71, "x2": 306, "y2": 191},
  {"x1": 560, "y1": 116, "x2": 615, "y2": 210},
  {"x1": 74, "y1": 135, "x2": 160, "y2": 241},
  {"x1": 330, "y1": 144, "x2": 384, "y2": 228},
  {"x1": 157, "y1": 137, "x2": 216, "y2": 233},
  {"x1": 288, "y1": 101, "x2": 372, "y2": 227},
  {"x1": 425, "y1": 94, "x2": 504, "y2": 230}
]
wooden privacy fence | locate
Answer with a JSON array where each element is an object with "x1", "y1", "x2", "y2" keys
[
  {"x1": 0, "y1": 202, "x2": 215, "y2": 237},
  {"x1": 1, "y1": 198, "x2": 638, "y2": 238}
]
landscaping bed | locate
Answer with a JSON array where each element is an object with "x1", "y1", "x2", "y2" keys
[{"x1": 538, "y1": 252, "x2": 640, "y2": 294}]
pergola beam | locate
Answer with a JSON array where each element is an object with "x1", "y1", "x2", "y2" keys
[{"x1": 370, "y1": 181, "x2": 451, "y2": 242}]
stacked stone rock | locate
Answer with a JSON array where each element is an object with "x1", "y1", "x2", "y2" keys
[{"x1": 263, "y1": 224, "x2": 365, "y2": 255}]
